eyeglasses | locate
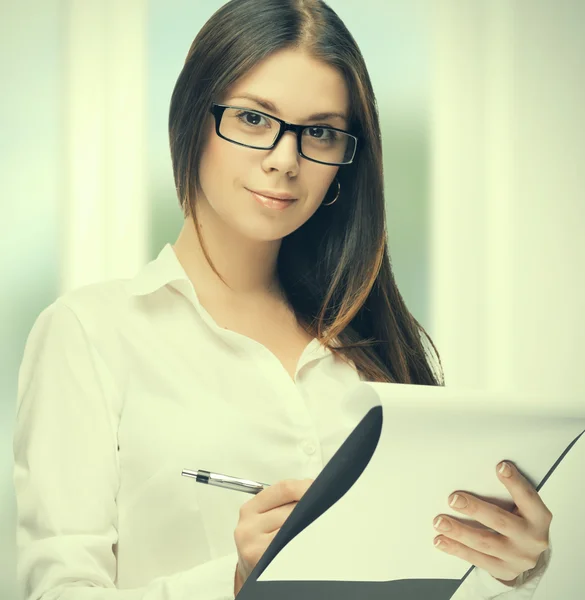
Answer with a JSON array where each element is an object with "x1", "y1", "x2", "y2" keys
[{"x1": 209, "y1": 103, "x2": 358, "y2": 166}]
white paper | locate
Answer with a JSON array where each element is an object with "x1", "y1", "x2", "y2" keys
[{"x1": 259, "y1": 382, "x2": 585, "y2": 582}]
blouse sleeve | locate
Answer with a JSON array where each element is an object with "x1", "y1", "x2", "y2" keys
[{"x1": 13, "y1": 300, "x2": 238, "y2": 600}]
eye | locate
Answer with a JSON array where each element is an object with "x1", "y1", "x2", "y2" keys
[
  {"x1": 234, "y1": 110, "x2": 271, "y2": 127},
  {"x1": 305, "y1": 126, "x2": 338, "y2": 141}
]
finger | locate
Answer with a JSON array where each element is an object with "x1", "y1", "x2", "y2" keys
[
  {"x1": 446, "y1": 491, "x2": 525, "y2": 538},
  {"x1": 433, "y1": 535, "x2": 540, "y2": 583},
  {"x1": 496, "y1": 461, "x2": 553, "y2": 526},
  {"x1": 433, "y1": 515, "x2": 517, "y2": 563},
  {"x1": 262, "y1": 502, "x2": 298, "y2": 534},
  {"x1": 433, "y1": 536, "x2": 520, "y2": 581},
  {"x1": 249, "y1": 479, "x2": 313, "y2": 514}
]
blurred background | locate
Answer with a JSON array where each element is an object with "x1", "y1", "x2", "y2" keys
[{"x1": 1, "y1": 0, "x2": 583, "y2": 597}]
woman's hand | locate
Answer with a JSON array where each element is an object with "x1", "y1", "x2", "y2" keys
[
  {"x1": 432, "y1": 461, "x2": 552, "y2": 586},
  {"x1": 233, "y1": 478, "x2": 314, "y2": 595}
]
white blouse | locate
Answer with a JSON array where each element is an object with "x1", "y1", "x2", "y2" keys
[{"x1": 13, "y1": 243, "x2": 549, "y2": 599}]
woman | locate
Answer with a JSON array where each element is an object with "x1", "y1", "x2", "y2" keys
[{"x1": 13, "y1": 1, "x2": 552, "y2": 598}]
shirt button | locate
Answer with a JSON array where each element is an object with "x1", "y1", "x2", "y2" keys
[{"x1": 303, "y1": 441, "x2": 317, "y2": 456}]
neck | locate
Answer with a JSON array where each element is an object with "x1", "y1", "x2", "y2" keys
[{"x1": 172, "y1": 211, "x2": 283, "y2": 300}]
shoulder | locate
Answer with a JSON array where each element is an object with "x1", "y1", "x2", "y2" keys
[
  {"x1": 38, "y1": 279, "x2": 131, "y2": 333},
  {"x1": 57, "y1": 278, "x2": 132, "y2": 321},
  {"x1": 26, "y1": 278, "x2": 135, "y2": 365},
  {"x1": 19, "y1": 278, "x2": 138, "y2": 407}
]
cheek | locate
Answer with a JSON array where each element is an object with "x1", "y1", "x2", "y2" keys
[
  {"x1": 307, "y1": 169, "x2": 338, "y2": 204},
  {"x1": 205, "y1": 136, "x2": 254, "y2": 185},
  {"x1": 199, "y1": 138, "x2": 239, "y2": 196}
]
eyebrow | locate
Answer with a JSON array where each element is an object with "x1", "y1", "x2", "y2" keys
[{"x1": 229, "y1": 93, "x2": 348, "y2": 123}]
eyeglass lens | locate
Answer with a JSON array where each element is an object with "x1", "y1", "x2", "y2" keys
[{"x1": 219, "y1": 108, "x2": 355, "y2": 164}]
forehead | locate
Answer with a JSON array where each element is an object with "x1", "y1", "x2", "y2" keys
[{"x1": 226, "y1": 48, "x2": 350, "y2": 123}]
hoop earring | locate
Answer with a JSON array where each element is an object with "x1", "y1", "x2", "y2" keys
[{"x1": 322, "y1": 178, "x2": 341, "y2": 206}]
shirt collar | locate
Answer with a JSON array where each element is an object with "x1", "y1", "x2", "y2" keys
[
  {"x1": 128, "y1": 243, "x2": 335, "y2": 363},
  {"x1": 128, "y1": 243, "x2": 191, "y2": 297}
]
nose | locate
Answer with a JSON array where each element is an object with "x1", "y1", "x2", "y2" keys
[{"x1": 262, "y1": 130, "x2": 300, "y2": 175}]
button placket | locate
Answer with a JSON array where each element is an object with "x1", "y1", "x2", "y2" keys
[
  {"x1": 295, "y1": 379, "x2": 327, "y2": 478},
  {"x1": 299, "y1": 437, "x2": 324, "y2": 480}
]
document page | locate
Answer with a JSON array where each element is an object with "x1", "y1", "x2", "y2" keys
[{"x1": 259, "y1": 382, "x2": 585, "y2": 583}]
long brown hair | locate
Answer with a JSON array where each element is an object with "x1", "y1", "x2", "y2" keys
[{"x1": 168, "y1": 0, "x2": 444, "y2": 386}]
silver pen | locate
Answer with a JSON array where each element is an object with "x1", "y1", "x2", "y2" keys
[{"x1": 182, "y1": 469, "x2": 270, "y2": 495}]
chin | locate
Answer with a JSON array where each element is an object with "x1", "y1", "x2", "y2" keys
[{"x1": 235, "y1": 218, "x2": 304, "y2": 244}]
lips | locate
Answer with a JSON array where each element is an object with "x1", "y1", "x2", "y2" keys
[
  {"x1": 254, "y1": 192, "x2": 295, "y2": 203},
  {"x1": 248, "y1": 189, "x2": 297, "y2": 201},
  {"x1": 248, "y1": 189, "x2": 297, "y2": 211}
]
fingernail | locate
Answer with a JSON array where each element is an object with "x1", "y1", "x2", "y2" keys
[
  {"x1": 433, "y1": 516, "x2": 451, "y2": 531},
  {"x1": 498, "y1": 461, "x2": 512, "y2": 477},
  {"x1": 449, "y1": 494, "x2": 468, "y2": 509},
  {"x1": 434, "y1": 537, "x2": 445, "y2": 548}
]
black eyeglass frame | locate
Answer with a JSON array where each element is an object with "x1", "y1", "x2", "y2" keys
[{"x1": 209, "y1": 103, "x2": 359, "y2": 166}]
